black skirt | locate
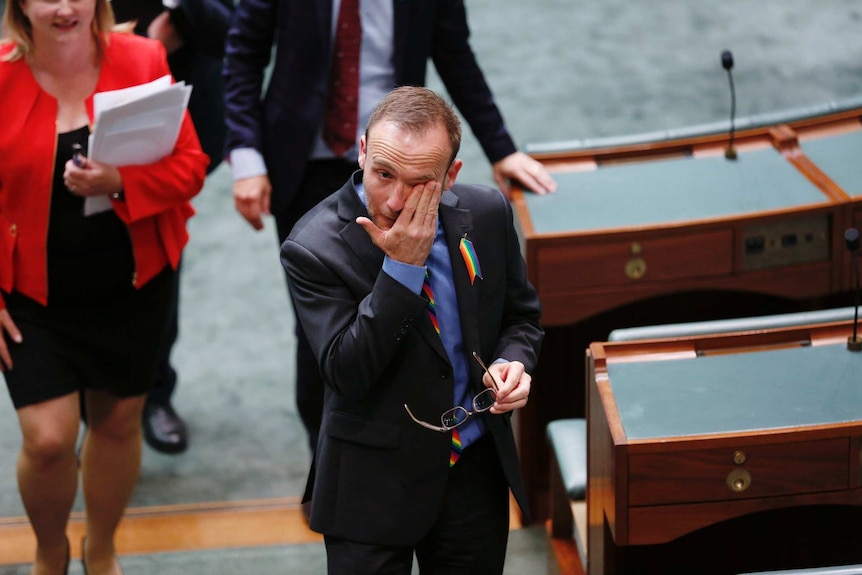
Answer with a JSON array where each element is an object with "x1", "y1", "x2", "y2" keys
[{"x1": 3, "y1": 267, "x2": 174, "y2": 409}]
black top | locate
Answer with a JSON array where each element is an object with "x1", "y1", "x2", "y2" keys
[{"x1": 47, "y1": 127, "x2": 134, "y2": 306}]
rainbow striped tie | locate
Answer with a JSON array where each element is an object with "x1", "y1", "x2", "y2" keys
[{"x1": 423, "y1": 270, "x2": 462, "y2": 467}]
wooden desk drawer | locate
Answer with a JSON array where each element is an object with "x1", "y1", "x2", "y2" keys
[
  {"x1": 628, "y1": 438, "x2": 849, "y2": 506},
  {"x1": 535, "y1": 229, "x2": 733, "y2": 291}
]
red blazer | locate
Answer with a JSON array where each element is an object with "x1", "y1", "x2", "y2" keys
[{"x1": 0, "y1": 33, "x2": 208, "y2": 310}]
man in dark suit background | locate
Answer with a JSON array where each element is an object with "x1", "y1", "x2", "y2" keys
[
  {"x1": 223, "y1": 0, "x2": 555, "y2": 459},
  {"x1": 281, "y1": 86, "x2": 543, "y2": 574},
  {"x1": 112, "y1": 0, "x2": 234, "y2": 453}
]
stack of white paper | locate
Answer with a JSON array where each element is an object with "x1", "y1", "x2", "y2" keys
[{"x1": 85, "y1": 75, "x2": 193, "y2": 215}]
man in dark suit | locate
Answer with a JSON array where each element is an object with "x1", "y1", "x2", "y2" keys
[
  {"x1": 223, "y1": 0, "x2": 555, "y2": 458},
  {"x1": 281, "y1": 86, "x2": 543, "y2": 574},
  {"x1": 112, "y1": 0, "x2": 234, "y2": 453}
]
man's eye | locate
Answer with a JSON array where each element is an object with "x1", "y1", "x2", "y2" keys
[{"x1": 378, "y1": 171, "x2": 392, "y2": 180}]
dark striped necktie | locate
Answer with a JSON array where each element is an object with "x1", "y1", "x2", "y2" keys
[{"x1": 322, "y1": 0, "x2": 361, "y2": 156}]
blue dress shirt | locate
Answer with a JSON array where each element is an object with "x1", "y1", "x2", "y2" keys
[{"x1": 357, "y1": 184, "x2": 486, "y2": 450}]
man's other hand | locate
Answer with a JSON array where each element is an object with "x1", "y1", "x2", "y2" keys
[
  {"x1": 492, "y1": 151, "x2": 557, "y2": 198},
  {"x1": 233, "y1": 175, "x2": 272, "y2": 231}
]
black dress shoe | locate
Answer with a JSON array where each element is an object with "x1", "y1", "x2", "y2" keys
[{"x1": 142, "y1": 402, "x2": 188, "y2": 454}]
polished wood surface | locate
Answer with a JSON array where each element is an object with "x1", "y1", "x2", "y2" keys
[
  {"x1": 587, "y1": 321, "x2": 862, "y2": 575},
  {"x1": 0, "y1": 498, "x2": 320, "y2": 566},
  {"x1": 0, "y1": 495, "x2": 525, "y2": 567},
  {"x1": 511, "y1": 105, "x2": 862, "y2": 524}
]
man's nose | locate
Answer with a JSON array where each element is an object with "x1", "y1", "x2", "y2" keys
[{"x1": 388, "y1": 182, "x2": 410, "y2": 210}]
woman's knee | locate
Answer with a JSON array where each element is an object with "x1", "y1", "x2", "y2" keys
[
  {"x1": 86, "y1": 394, "x2": 145, "y2": 443},
  {"x1": 20, "y1": 426, "x2": 77, "y2": 469},
  {"x1": 17, "y1": 395, "x2": 80, "y2": 467}
]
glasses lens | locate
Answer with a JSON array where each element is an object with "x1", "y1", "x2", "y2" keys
[
  {"x1": 441, "y1": 406, "x2": 468, "y2": 428},
  {"x1": 474, "y1": 389, "x2": 496, "y2": 411}
]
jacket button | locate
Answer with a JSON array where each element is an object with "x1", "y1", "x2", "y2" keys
[{"x1": 9, "y1": 224, "x2": 16, "y2": 237}]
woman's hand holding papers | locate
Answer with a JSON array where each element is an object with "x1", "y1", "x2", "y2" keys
[{"x1": 63, "y1": 154, "x2": 123, "y2": 199}]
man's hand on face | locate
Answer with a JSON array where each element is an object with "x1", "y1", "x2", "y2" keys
[{"x1": 356, "y1": 180, "x2": 442, "y2": 266}]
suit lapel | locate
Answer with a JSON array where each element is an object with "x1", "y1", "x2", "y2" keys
[
  {"x1": 336, "y1": 179, "x2": 385, "y2": 279},
  {"x1": 439, "y1": 191, "x2": 483, "y2": 388}
]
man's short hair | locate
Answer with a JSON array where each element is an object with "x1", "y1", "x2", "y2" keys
[{"x1": 366, "y1": 86, "x2": 462, "y2": 163}]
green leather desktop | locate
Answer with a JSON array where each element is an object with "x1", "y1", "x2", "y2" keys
[
  {"x1": 523, "y1": 148, "x2": 828, "y2": 234},
  {"x1": 800, "y1": 130, "x2": 862, "y2": 198},
  {"x1": 610, "y1": 343, "x2": 862, "y2": 440}
]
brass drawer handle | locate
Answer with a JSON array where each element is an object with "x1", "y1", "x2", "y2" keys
[{"x1": 726, "y1": 468, "x2": 751, "y2": 493}]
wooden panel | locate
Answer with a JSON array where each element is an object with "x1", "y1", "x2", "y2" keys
[
  {"x1": 538, "y1": 261, "x2": 834, "y2": 327},
  {"x1": 535, "y1": 230, "x2": 733, "y2": 291},
  {"x1": 627, "y1": 437, "x2": 849, "y2": 506},
  {"x1": 626, "y1": 486, "x2": 862, "y2": 546}
]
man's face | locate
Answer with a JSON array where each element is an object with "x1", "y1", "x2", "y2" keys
[{"x1": 358, "y1": 121, "x2": 462, "y2": 230}]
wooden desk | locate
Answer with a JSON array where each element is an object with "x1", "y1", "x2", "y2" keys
[
  {"x1": 587, "y1": 321, "x2": 862, "y2": 574},
  {"x1": 511, "y1": 102, "x2": 862, "y2": 522}
]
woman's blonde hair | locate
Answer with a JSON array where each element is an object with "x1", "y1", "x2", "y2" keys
[{"x1": 1, "y1": 0, "x2": 134, "y2": 63}]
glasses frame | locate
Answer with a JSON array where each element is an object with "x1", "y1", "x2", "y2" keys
[{"x1": 403, "y1": 351, "x2": 503, "y2": 433}]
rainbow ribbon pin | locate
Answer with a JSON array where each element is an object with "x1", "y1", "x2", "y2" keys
[{"x1": 459, "y1": 236, "x2": 483, "y2": 285}]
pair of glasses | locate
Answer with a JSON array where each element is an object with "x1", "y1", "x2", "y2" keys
[{"x1": 404, "y1": 352, "x2": 502, "y2": 433}]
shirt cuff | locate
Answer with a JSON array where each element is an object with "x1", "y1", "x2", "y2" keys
[
  {"x1": 383, "y1": 257, "x2": 426, "y2": 294},
  {"x1": 229, "y1": 148, "x2": 268, "y2": 181}
]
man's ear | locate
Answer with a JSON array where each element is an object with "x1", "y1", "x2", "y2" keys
[
  {"x1": 443, "y1": 158, "x2": 463, "y2": 190},
  {"x1": 358, "y1": 135, "x2": 368, "y2": 169}
]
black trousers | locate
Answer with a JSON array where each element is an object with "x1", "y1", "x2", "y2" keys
[
  {"x1": 324, "y1": 435, "x2": 511, "y2": 575},
  {"x1": 147, "y1": 258, "x2": 181, "y2": 405},
  {"x1": 275, "y1": 158, "x2": 359, "y2": 452},
  {"x1": 147, "y1": 158, "x2": 223, "y2": 407}
]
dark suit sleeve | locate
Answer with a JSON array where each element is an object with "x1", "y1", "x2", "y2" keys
[
  {"x1": 222, "y1": 0, "x2": 279, "y2": 155},
  {"x1": 282, "y1": 235, "x2": 430, "y2": 401},
  {"x1": 430, "y1": 0, "x2": 518, "y2": 164}
]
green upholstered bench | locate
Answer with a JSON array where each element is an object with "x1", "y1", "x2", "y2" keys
[
  {"x1": 739, "y1": 566, "x2": 862, "y2": 575},
  {"x1": 547, "y1": 418, "x2": 587, "y2": 574},
  {"x1": 608, "y1": 306, "x2": 856, "y2": 342}
]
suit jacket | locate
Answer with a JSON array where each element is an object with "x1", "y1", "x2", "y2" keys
[
  {"x1": 223, "y1": 0, "x2": 518, "y2": 214},
  {"x1": 112, "y1": 0, "x2": 234, "y2": 172},
  {"x1": 280, "y1": 173, "x2": 543, "y2": 545},
  {"x1": 0, "y1": 33, "x2": 208, "y2": 310}
]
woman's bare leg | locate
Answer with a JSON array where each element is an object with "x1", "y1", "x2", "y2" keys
[
  {"x1": 16, "y1": 393, "x2": 80, "y2": 575},
  {"x1": 80, "y1": 390, "x2": 146, "y2": 575}
]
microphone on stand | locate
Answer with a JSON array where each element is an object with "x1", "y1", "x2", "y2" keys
[
  {"x1": 846, "y1": 228, "x2": 861, "y2": 352},
  {"x1": 721, "y1": 50, "x2": 737, "y2": 160}
]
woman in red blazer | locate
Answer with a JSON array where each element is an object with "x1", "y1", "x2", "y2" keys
[{"x1": 0, "y1": 0, "x2": 207, "y2": 570}]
